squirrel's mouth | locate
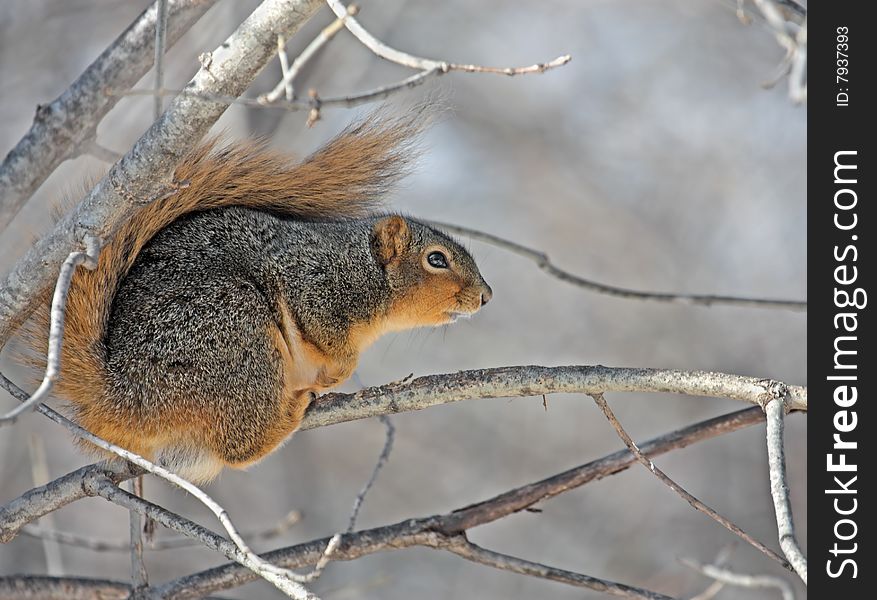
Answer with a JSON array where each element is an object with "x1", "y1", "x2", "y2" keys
[{"x1": 444, "y1": 310, "x2": 474, "y2": 323}]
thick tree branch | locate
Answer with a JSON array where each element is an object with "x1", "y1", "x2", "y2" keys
[
  {"x1": 0, "y1": 0, "x2": 217, "y2": 232},
  {"x1": 0, "y1": 0, "x2": 324, "y2": 348},
  {"x1": 303, "y1": 365, "x2": 807, "y2": 431},
  {"x1": 0, "y1": 365, "x2": 804, "y2": 544},
  {"x1": 0, "y1": 447, "x2": 137, "y2": 544}
]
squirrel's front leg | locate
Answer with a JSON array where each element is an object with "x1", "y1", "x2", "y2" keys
[{"x1": 314, "y1": 351, "x2": 358, "y2": 390}]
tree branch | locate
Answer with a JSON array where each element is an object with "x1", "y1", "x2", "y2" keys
[
  {"x1": 1, "y1": 238, "x2": 99, "y2": 426},
  {"x1": 429, "y1": 221, "x2": 806, "y2": 311},
  {"x1": 1, "y1": 406, "x2": 765, "y2": 598},
  {"x1": 765, "y1": 396, "x2": 807, "y2": 584},
  {"x1": 0, "y1": 364, "x2": 804, "y2": 545},
  {"x1": 590, "y1": 393, "x2": 788, "y2": 569},
  {"x1": 325, "y1": 0, "x2": 570, "y2": 75},
  {"x1": 303, "y1": 365, "x2": 807, "y2": 431},
  {"x1": 20, "y1": 510, "x2": 301, "y2": 552},
  {"x1": 153, "y1": 0, "x2": 171, "y2": 120},
  {"x1": 261, "y1": 3, "x2": 359, "y2": 104},
  {"x1": 143, "y1": 407, "x2": 767, "y2": 599},
  {"x1": 446, "y1": 537, "x2": 676, "y2": 599},
  {"x1": 0, "y1": 576, "x2": 130, "y2": 600},
  {"x1": 682, "y1": 559, "x2": 795, "y2": 600},
  {"x1": 0, "y1": 0, "x2": 218, "y2": 232}
]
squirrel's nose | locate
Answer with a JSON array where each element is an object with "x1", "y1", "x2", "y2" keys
[{"x1": 480, "y1": 285, "x2": 493, "y2": 307}]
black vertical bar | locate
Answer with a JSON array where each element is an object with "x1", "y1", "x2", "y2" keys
[{"x1": 809, "y1": 1, "x2": 871, "y2": 596}]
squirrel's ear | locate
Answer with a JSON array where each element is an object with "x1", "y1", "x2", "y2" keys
[{"x1": 372, "y1": 216, "x2": 411, "y2": 266}]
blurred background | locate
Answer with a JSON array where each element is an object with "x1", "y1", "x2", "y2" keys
[{"x1": 0, "y1": 1, "x2": 806, "y2": 598}]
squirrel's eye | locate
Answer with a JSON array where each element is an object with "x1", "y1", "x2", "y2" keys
[{"x1": 427, "y1": 251, "x2": 449, "y2": 269}]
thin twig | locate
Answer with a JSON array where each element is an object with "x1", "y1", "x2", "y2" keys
[
  {"x1": 590, "y1": 393, "x2": 790, "y2": 570},
  {"x1": 0, "y1": 236, "x2": 100, "y2": 426},
  {"x1": 261, "y1": 4, "x2": 359, "y2": 104},
  {"x1": 154, "y1": 0, "x2": 170, "y2": 119},
  {"x1": 347, "y1": 415, "x2": 395, "y2": 532},
  {"x1": 128, "y1": 477, "x2": 149, "y2": 590},
  {"x1": 447, "y1": 537, "x2": 676, "y2": 600},
  {"x1": 298, "y1": 396, "x2": 397, "y2": 583},
  {"x1": 276, "y1": 35, "x2": 294, "y2": 101},
  {"x1": 429, "y1": 221, "x2": 806, "y2": 311},
  {"x1": 20, "y1": 509, "x2": 302, "y2": 552},
  {"x1": 84, "y1": 140, "x2": 123, "y2": 163},
  {"x1": 325, "y1": 0, "x2": 570, "y2": 75},
  {"x1": 788, "y1": 19, "x2": 806, "y2": 103},
  {"x1": 120, "y1": 70, "x2": 438, "y2": 112},
  {"x1": 765, "y1": 396, "x2": 807, "y2": 584},
  {"x1": 688, "y1": 545, "x2": 735, "y2": 600},
  {"x1": 26, "y1": 435, "x2": 64, "y2": 576},
  {"x1": 750, "y1": 0, "x2": 806, "y2": 103},
  {"x1": 681, "y1": 559, "x2": 795, "y2": 600}
]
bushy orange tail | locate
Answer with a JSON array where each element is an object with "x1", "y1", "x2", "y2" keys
[{"x1": 27, "y1": 115, "x2": 422, "y2": 411}]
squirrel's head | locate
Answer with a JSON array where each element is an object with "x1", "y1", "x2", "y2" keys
[{"x1": 371, "y1": 215, "x2": 492, "y2": 329}]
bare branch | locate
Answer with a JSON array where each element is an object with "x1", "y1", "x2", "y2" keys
[
  {"x1": 682, "y1": 559, "x2": 795, "y2": 600},
  {"x1": 0, "y1": 376, "x2": 318, "y2": 599},
  {"x1": 116, "y1": 72, "x2": 439, "y2": 112},
  {"x1": 347, "y1": 415, "x2": 394, "y2": 532},
  {"x1": 20, "y1": 509, "x2": 302, "y2": 552},
  {"x1": 687, "y1": 545, "x2": 735, "y2": 600},
  {"x1": 261, "y1": 4, "x2": 359, "y2": 104},
  {"x1": 590, "y1": 393, "x2": 789, "y2": 569},
  {"x1": 294, "y1": 412, "x2": 396, "y2": 583},
  {"x1": 304, "y1": 365, "x2": 807, "y2": 432},
  {"x1": 25, "y1": 435, "x2": 64, "y2": 576},
  {"x1": 446, "y1": 537, "x2": 676, "y2": 600},
  {"x1": 0, "y1": 449, "x2": 137, "y2": 544},
  {"x1": 325, "y1": 0, "x2": 570, "y2": 75},
  {"x1": 0, "y1": 0, "x2": 217, "y2": 232},
  {"x1": 0, "y1": 237, "x2": 100, "y2": 426},
  {"x1": 153, "y1": 0, "x2": 171, "y2": 120},
  {"x1": 0, "y1": 364, "x2": 805, "y2": 543},
  {"x1": 277, "y1": 35, "x2": 295, "y2": 101},
  {"x1": 750, "y1": 0, "x2": 806, "y2": 102},
  {"x1": 0, "y1": 576, "x2": 130, "y2": 600},
  {"x1": 128, "y1": 478, "x2": 149, "y2": 590},
  {"x1": 0, "y1": 0, "x2": 325, "y2": 348},
  {"x1": 145, "y1": 407, "x2": 766, "y2": 599},
  {"x1": 765, "y1": 396, "x2": 807, "y2": 584},
  {"x1": 430, "y1": 221, "x2": 806, "y2": 311},
  {"x1": 83, "y1": 140, "x2": 123, "y2": 164}
]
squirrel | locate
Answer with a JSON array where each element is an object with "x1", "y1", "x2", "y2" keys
[{"x1": 27, "y1": 115, "x2": 492, "y2": 483}]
